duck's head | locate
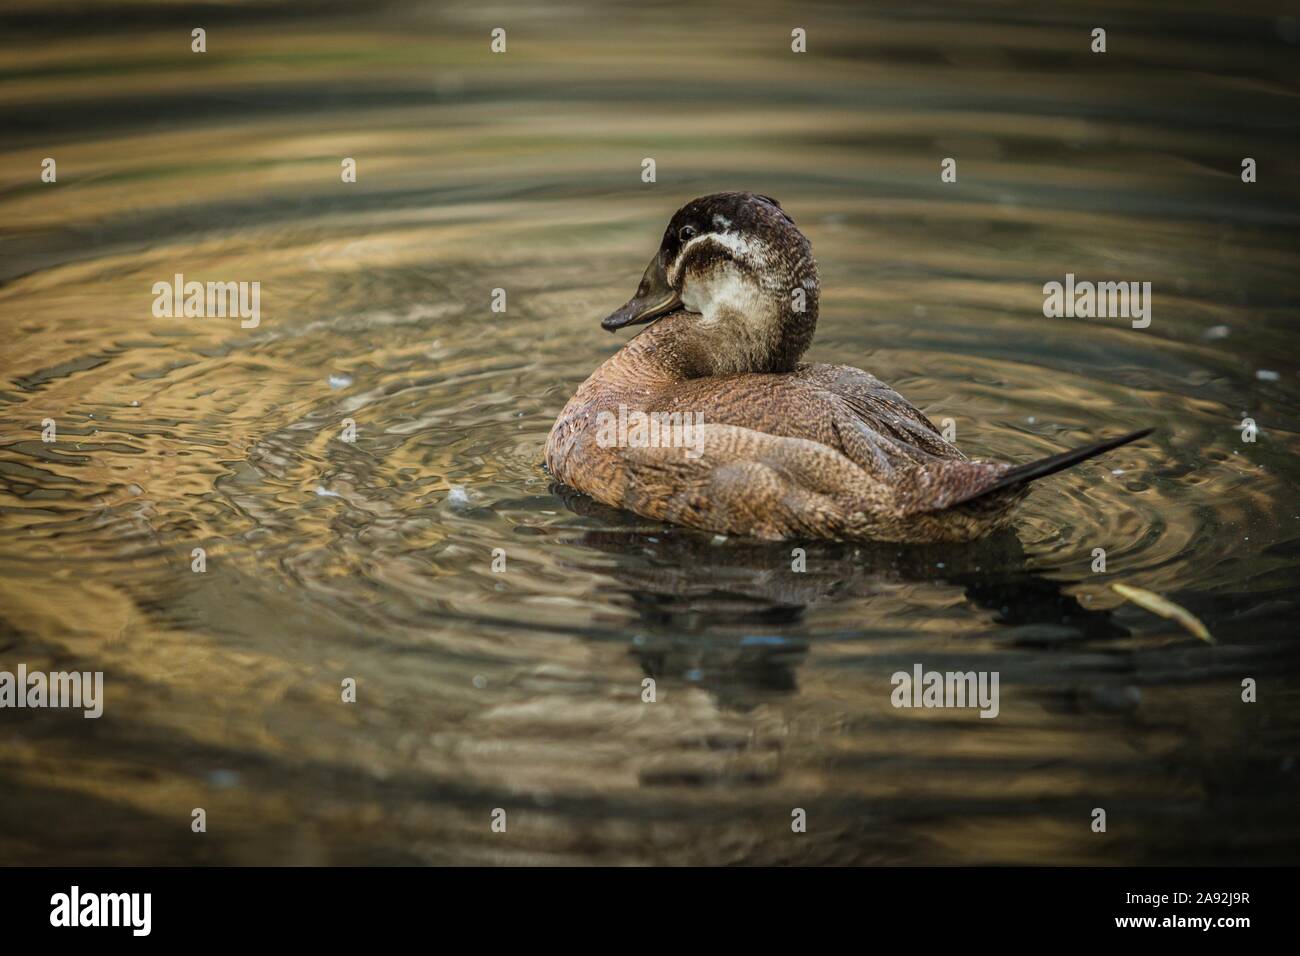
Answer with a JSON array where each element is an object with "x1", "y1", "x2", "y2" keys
[{"x1": 601, "y1": 192, "x2": 819, "y2": 375}]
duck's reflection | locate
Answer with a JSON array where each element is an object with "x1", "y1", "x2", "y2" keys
[{"x1": 553, "y1": 484, "x2": 1127, "y2": 706}]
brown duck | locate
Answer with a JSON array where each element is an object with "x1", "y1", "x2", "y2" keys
[{"x1": 546, "y1": 192, "x2": 1151, "y2": 543}]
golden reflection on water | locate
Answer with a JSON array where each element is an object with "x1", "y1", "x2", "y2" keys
[{"x1": 1, "y1": 0, "x2": 1298, "y2": 864}]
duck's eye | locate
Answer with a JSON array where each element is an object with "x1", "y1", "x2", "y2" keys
[{"x1": 678, "y1": 225, "x2": 698, "y2": 242}]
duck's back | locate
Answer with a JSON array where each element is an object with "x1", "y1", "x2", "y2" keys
[{"x1": 645, "y1": 361, "x2": 966, "y2": 478}]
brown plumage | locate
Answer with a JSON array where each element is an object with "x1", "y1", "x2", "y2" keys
[{"x1": 546, "y1": 192, "x2": 1151, "y2": 543}]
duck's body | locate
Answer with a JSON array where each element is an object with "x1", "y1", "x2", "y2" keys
[{"x1": 546, "y1": 192, "x2": 1149, "y2": 543}]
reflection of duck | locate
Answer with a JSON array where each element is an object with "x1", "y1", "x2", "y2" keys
[
  {"x1": 546, "y1": 192, "x2": 1150, "y2": 543},
  {"x1": 554, "y1": 485, "x2": 1130, "y2": 708}
]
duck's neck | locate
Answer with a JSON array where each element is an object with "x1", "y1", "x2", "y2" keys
[{"x1": 658, "y1": 260, "x2": 819, "y2": 378}]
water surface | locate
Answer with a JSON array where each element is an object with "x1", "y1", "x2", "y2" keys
[{"x1": 2, "y1": 0, "x2": 1299, "y2": 864}]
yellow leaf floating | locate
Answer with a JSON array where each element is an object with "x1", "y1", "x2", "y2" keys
[{"x1": 1111, "y1": 583, "x2": 1214, "y2": 644}]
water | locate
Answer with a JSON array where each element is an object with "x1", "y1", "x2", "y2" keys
[{"x1": 2, "y1": 1, "x2": 1298, "y2": 864}]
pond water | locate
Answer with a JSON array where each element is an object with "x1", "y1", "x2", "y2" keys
[{"x1": 1, "y1": 0, "x2": 1298, "y2": 864}]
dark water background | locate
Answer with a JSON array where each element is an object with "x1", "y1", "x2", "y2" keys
[{"x1": 1, "y1": 0, "x2": 1298, "y2": 864}]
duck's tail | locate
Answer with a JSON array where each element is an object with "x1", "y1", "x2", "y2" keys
[{"x1": 955, "y1": 427, "x2": 1153, "y2": 508}]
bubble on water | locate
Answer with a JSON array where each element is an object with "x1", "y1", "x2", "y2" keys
[
  {"x1": 315, "y1": 486, "x2": 342, "y2": 498},
  {"x1": 472, "y1": 675, "x2": 487, "y2": 689},
  {"x1": 446, "y1": 486, "x2": 471, "y2": 508},
  {"x1": 328, "y1": 373, "x2": 353, "y2": 389},
  {"x1": 1256, "y1": 369, "x2": 1280, "y2": 381},
  {"x1": 208, "y1": 769, "x2": 241, "y2": 788},
  {"x1": 1204, "y1": 325, "x2": 1231, "y2": 340}
]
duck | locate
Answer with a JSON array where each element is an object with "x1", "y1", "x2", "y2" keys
[{"x1": 545, "y1": 192, "x2": 1151, "y2": 543}]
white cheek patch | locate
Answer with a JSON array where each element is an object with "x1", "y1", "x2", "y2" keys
[{"x1": 681, "y1": 265, "x2": 763, "y2": 325}]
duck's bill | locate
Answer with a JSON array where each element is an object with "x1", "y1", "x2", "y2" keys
[
  {"x1": 600, "y1": 292, "x2": 682, "y2": 331},
  {"x1": 601, "y1": 252, "x2": 683, "y2": 331}
]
